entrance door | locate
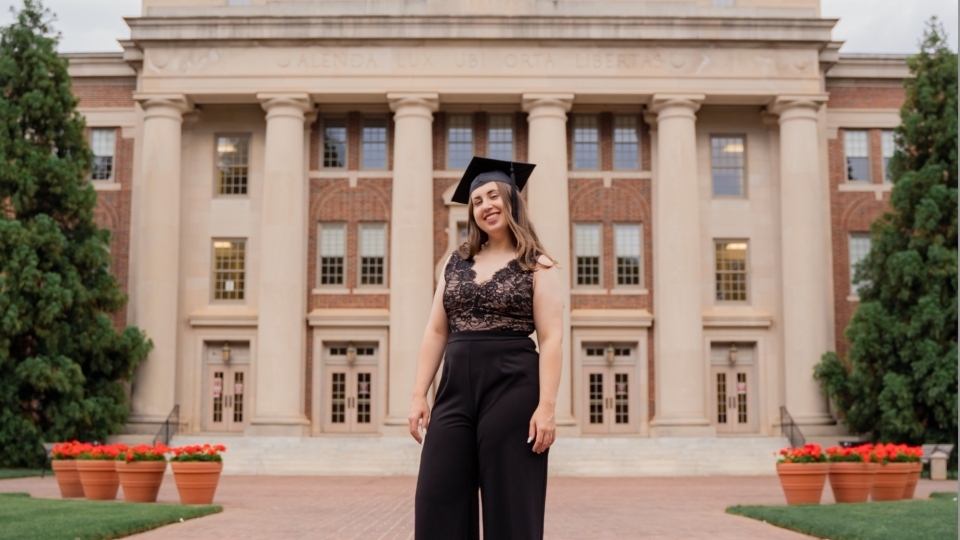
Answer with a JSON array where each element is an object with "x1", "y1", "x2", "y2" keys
[
  {"x1": 323, "y1": 343, "x2": 379, "y2": 433},
  {"x1": 581, "y1": 344, "x2": 639, "y2": 434},
  {"x1": 206, "y1": 364, "x2": 249, "y2": 433},
  {"x1": 710, "y1": 342, "x2": 758, "y2": 434}
]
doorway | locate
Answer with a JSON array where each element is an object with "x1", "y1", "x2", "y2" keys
[
  {"x1": 322, "y1": 342, "x2": 379, "y2": 433},
  {"x1": 203, "y1": 341, "x2": 250, "y2": 433},
  {"x1": 580, "y1": 343, "x2": 640, "y2": 434},
  {"x1": 710, "y1": 342, "x2": 758, "y2": 434}
]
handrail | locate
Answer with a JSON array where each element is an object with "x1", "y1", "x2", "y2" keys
[
  {"x1": 154, "y1": 405, "x2": 180, "y2": 446},
  {"x1": 779, "y1": 406, "x2": 805, "y2": 448}
]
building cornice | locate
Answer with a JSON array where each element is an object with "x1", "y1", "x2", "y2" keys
[
  {"x1": 124, "y1": 15, "x2": 837, "y2": 46},
  {"x1": 826, "y1": 53, "x2": 911, "y2": 80},
  {"x1": 63, "y1": 52, "x2": 136, "y2": 78}
]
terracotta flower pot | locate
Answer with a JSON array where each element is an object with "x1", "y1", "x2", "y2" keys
[
  {"x1": 776, "y1": 462, "x2": 830, "y2": 505},
  {"x1": 828, "y1": 462, "x2": 878, "y2": 503},
  {"x1": 76, "y1": 460, "x2": 120, "y2": 500},
  {"x1": 871, "y1": 462, "x2": 911, "y2": 501},
  {"x1": 902, "y1": 462, "x2": 923, "y2": 499},
  {"x1": 116, "y1": 460, "x2": 168, "y2": 503},
  {"x1": 51, "y1": 460, "x2": 85, "y2": 498},
  {"x1": 171, "y1": 461, "x2": 223, "y2": 505}
]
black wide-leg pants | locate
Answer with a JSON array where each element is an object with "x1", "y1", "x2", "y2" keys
[{"x1": 415, "y1": 331, "x2": 548, "y2": 540}]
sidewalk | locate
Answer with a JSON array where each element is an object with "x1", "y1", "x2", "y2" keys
[{"x1": 1, "y1": 474, "x2": 953, "y2": 539}]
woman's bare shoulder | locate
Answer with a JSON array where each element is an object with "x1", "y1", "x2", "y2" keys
[{"x1": 536, "y1": 254, "x2": 556, "y2": 270}]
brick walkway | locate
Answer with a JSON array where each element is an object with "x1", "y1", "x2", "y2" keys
[{"x1": 1, "y1": 474, "x2": 952, "y2": 539}]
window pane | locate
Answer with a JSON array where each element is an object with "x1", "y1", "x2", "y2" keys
[
  {"x1": 216, "y1": 135, "x2": 249, "y2": 195},
  {"x1": 711, "y1": 136, "x2": 745, "y2": 196},
  {"x1": 573, "y1": 115, "x2": 599, "y2": 170},
  {"x1": 844, "y1": 130, "x2": 869, "y2": 181},
  {"x1": 447, "y1": 114, "x2": 473, "y2": 169},
  {"x1": 574, "y1": 224, "x2": 601, "y2": 286},
  {"x1": 714, "y1": 241, "x2": 747, "y2": 302},
  {"x1": 849, "y1": 233, "x2": 872, "y2": 293},
  {"x1": 319, "y1": 223, "x2": 345, "y2": 286},
  {"x1": 613, "y1": 116, "x2": 639, "y2": 170},
  {"x1": 213, "y1": 239, "x2": 246, "y2": 301},
  {"x1": 488, "y1": 114, "x2": 514, "y2": 161},
  {"x1": 614, "y1": 224, "x2": 641, "y2": 286},
  {"x1": 90, "y1": 129, "x2": 115, "y2": 180},
  {"x1": 362, "y1": 117, "x2": 387, "y2": 169},
  {"x1": 882, "y1": 130, "x2": 895, "y2": 181},
  {"x1": 323, "y1": 118, "x2": 347, "y2": 168},
  {"x1": 359, "y1": 223, "x2": 385, "y2": 285}
]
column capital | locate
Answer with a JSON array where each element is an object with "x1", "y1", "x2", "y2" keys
[
  {"x1": 134, "y1": 93, "x2": 193, "y2": 121},
  {"x1": 521, "y1": 93, "x2": 573, "y2": 119},
  {"x1": 258, "y1": 93, "x2": 314, "y2": 120},
  {"x1": 387, "y1": 93, "x2": 439, "y2": 118},
  {"x1": 767, "y1": 94, "x2": 828, "y2": 118},
  {"x1": 648, "y1": 94, "x2": 704, "y2": 120}
]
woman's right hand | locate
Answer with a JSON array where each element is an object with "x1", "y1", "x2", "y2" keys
[{"x1": 408, "y1": 395, "x2": 431, "y2": 444}]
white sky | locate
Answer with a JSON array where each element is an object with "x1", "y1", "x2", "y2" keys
[{"x1": 0, "y1": 0, "x2": 957, "y2": 54}]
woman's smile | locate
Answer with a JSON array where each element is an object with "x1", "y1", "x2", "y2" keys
[{"x1": 483, "y1": 211, "x2": 500, "y2": 225}]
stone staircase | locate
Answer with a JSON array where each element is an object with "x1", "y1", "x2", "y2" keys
[{"x1": 170, "y1": 435, "x2": 789, "y2": 477}]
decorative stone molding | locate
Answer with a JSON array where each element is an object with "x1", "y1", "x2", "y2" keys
[
  {"x1": 134, "y1": 93, "x2": 193, "y2": 121},
  {"x1": 257, "y1": 92, "x2": 314, "y2": 120},
  {"x1": 648, "y1": 94, "x2": 704, "y2": 120},
  {"x1": 307, "y1": 309, "x2": 390, "y2": 327},
  {"x1": 521, "y1": 93, "x2": 573, "y2": 120},
  {"x1": 387, "y1": 93, "x2": 439, "y2": 120},
  {"x1": 766, "y1": 94, "x2": 828, "y2": 118},
  {"x1": 570, "y1": 309, "x2": 653, "y2": 328}
]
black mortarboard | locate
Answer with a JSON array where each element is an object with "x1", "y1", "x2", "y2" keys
[{"x1": 451, "y1": 157, "x2": 536, "y2": 220}]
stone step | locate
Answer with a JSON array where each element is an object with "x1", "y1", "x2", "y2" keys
[
  {"x1": 106, "y1": 434, "x2": 157, "y2": 445},
  {"x1": 169, "y1": 435, "x2": 789, "y2": 477}
]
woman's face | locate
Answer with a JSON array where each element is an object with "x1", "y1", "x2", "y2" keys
[{"x1": 471, "y1": 183, "x2": 507, "y2": 237}]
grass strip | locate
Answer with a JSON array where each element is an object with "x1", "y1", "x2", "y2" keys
[
  {"x1": 0, "y1": 469, "x2": 43, "y2": 479},
  {"x1": 727, "y1": 495, "x2": 957, "y2": 540},
  {"x1": 930, "y1": 492, "x2": 958, "y2": 500},
  {"x1": 0, "y1": 493, "x2": 221, "y2": 540}
]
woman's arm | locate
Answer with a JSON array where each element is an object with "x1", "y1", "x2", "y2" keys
[
  {"x1": 407, "y1": 257, "x2": 452, "y2": 444},
  {"x1": 529, "y1": 254, "x2": 564, "y2": 453}
]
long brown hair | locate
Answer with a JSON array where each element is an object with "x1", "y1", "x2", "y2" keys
[{"x1": 457, "y1": 181, "x2": 557, "y2": 271}]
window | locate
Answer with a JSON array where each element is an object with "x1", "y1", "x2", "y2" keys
[
  {"x1": 487, "y1": 114, "x2": 514, "y2": 161},
  {"x1": 715, "y1": 240, "x2": 747, "y2": 302},
  {"x1": 456, "y1": 222, "x2": 468, "y2": 246},
  {"x1": 613, "y1": 116, "x2": 639, "y2": 170},
  {"x1": 359, "y1": 223, "x2": 386, "y2": 286},
  {"x1": 90, "y1": 128, "x2": 115, "y2": 180},
  {"x1": 711, "y1": 136, "x2": 745, "y2": 196},
  {"x1": 216, "y1": 135, "x2": 249, "y2": 195},
  {"x1": 447, "y1": 114, "x2": 473, "y2": 169},
  {"x1": 614, "y1": 224, "x2": 642, "y2": 286},
  {"x1": 849, "y1": 233, "x2": 872, "y2": 294},
  {"x1": 882, "y1": 130, "x2": 895, "y2": 182},
  {"x1": 573, "y1": 115, "x2": 599, "y2": 170},
  {"x1": 213, "y1": 239, "x2": 246, "y2": 301},
  {"x1": 318, "y1": 223, "x2": 346, "y2": 286},
  {"x1": 844, "y1": 130, "x2": 869, "y2": 181},
  {"x1": 574, "y1": 223, "x2": 601, "y2": 286},
  {"x1": 361, "y1": 117, "x2": 387, "y2": 169},
  {"x1": 323, "y1": 117, "x2": 347, "y2": 168}
]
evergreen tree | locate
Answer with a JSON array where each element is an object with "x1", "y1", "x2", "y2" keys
[
  {"x1": 815, "y1": 18, "x2": 958, "y2": 448},
  {"x1": 0, "y1": 0, "x2": 151, "y2": 468}
]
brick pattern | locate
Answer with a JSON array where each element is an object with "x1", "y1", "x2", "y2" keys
[
  {"x1": 826, "y1": 86, "x2": 906, "y2": 109},
  {"x1": 310, "y1": 112, "x2": 393, "y2": 172},
  {"x1": 72, "y1": 81, "x2": 136, "y2": 108},
  {"x1": 828, "y1": 128, "x2": 893, "y2": 358}
]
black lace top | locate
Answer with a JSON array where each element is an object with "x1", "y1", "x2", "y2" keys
[{"x1": 443, "y1": 250, "x2": 535, "y2": 334}]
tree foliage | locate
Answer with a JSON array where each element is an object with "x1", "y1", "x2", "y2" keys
[
  {"x1": 815, "y1": 18, "x2": 958, "y2": 448},
  {"x1": 0, "y1": 0, "x2": 151, "y2": 467}
]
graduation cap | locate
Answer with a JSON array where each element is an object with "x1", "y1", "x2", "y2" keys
[{"x1": 451, "y1": 157, "x2": 536, "y2": 221}]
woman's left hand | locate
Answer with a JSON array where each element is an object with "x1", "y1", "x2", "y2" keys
[{"x1": 528, "y1": 403, "x2": 556, "y2": 454}]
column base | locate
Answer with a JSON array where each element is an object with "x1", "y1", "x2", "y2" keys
[
  {"x1": 649, "y1": 417, "x2": 716, "y2": 437},
  {"x1": 247, "y1": 416, "x2": 310, "y2": 437}
]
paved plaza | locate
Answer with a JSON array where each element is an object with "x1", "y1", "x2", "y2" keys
[{"x1": 1, "y1": 474, "x2": 953, "y2": 539}]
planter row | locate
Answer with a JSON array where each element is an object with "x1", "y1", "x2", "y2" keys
[
  {"x1": 51, "y1": 459, "x2": 222, "y2": 505},
  {"x1": 778, "y1": 461, "x2": 923, "y2": 505}
]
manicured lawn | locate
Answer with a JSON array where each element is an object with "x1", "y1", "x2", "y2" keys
[
  {"x1": 0, "y1": 469, "x2": 43, "y2": 479},
  {"x1": 727, "y1": 493, "x2": 958, "y2": 540},
  {"x1": 0, "y1": 493, "x2": 221, "y2": 540}
]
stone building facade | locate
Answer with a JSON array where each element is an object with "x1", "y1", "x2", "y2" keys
[{"x1": 69, "y1": 0, "x2": 908, "y2": 469}]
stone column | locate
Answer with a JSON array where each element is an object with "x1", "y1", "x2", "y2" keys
[
  {"x1": 129, "y1": 94, "x2": 192, "y2": 427},
  {"x1": 769, "y1": 95, "x2": 834, "y2": 429},
  {"x1": 384, "y1": 93, "x2": 439, "y2": 425},
  {"x1": 647, "y1": 94, "x2": 713, "y2": 437},
  {"x1": 522, "y1": 94, "x2": 575, "y2": 426},
  {"x1": 248, "y1": 93, "x2": 314, "y2": 436}
]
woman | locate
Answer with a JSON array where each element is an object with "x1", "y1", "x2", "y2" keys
[{"x1": 409, "y1": 156, "x2": 563, "y2": 540}]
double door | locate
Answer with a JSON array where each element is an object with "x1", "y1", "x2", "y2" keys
[
  {"x1": 323, "y1": 344, "x2": 379, "y2": 433},
  {"x1": 206, "y1": 364, "x2": 249, "y2": 432},
  {"x1": 581, "y1": 345, "x2": 639, "y2": 434},
  {"x1": 710, "y1": 343, "x2": 758, "y2": 434}
]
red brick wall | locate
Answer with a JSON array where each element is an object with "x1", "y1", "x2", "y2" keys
[
  {"x1": 72, "y1": 80, "x2": 136, "y2": 108},
  {"x1": 311, "y1": 112, "x2": 392, "y2": 172},
  {"x1": 826, "y1": 86, "x2": 906, "y2": 109}
]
